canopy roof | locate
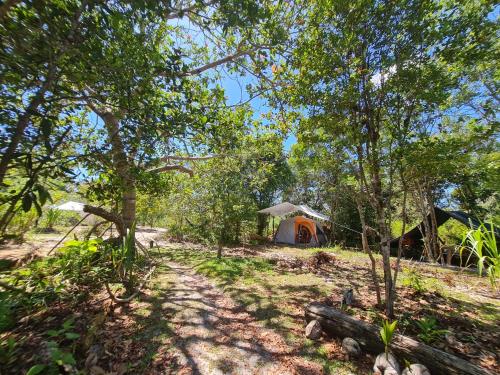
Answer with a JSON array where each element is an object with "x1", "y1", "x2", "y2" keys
[
  {"x1": 54, "y1": 201, "x2": 85, "y2": 212},
  {"x1": 258, "y1": 202, "x2": 330, "y2": 222}
]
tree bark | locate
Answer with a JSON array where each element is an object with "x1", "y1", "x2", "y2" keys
[
  {"x1": 83, "y1": 205, "x2": 125, "y2": 236},
  {"x1": 99, "y1": 111, "x2": 136, "y2": 232},
  {"x1": 355, "y1": 197, "x2": 382, "y2": 307},
  {"x1": 305, "y1": 303, "x2": 492, "y2": 375},
  {"x1": 0, "y1": 68, "x2": 55, "y2": 186}
]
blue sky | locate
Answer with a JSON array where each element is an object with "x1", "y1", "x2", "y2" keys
[{"x1": 219, "y1": 73, "x2": 297, "y2": 152}]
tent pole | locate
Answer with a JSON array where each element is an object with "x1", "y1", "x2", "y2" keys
[{"x1": 272, "y1": 216, "x2": 275, "y2": 237}]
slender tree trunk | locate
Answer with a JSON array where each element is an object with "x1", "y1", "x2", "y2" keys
[
  {"x1": 391, "y1": 185, "x2": 408, "y2": 305},
  {"x1": 0, "y1": 70, "x2": 54, "y2": 186},
  {"x1": 100, "y1": 111, "x2": 136, "y2": 233},
  {"x1": 356, "y1": 197, "x2": 382, "y2": 307},
  {"x1": 257, "y1": 214, "x2": 268, "y2": 236}
]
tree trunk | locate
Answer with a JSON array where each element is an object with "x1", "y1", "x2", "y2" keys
[
  {"x1": 0, "y1": 69, "x2": 54, "y2": 186},
  {"x1": 355, "y1": 197, "x2": 382, "y2": 307},
  {"x1": 257, "y1": 214, "x2": 268, "y2": 236},
  {"x1": 305, "y1": 303, "x2": 492, "y2": 375},
  {"x1": 100, "y1": 111, "x2": 136, "y2": 233}
]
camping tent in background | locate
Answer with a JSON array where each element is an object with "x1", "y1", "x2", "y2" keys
[
  {"x1": 389, "y1": 206, "x2": 499, "y2": 250},
  {"x1": 54, "y1": 201, "x2": 85, "y2": 212},
  {"x1": 53, "y1": 201, "x2": 98, "y2": 225},
  {"x1": 258, "y1": 202, "x2": 329, "y2": 246}
]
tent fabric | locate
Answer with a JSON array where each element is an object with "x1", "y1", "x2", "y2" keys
[
  {"x1": 54, "y1": 201, "x2": 85, "y2": 212},
  {"x1": 258, "y1": 202, "x2": 330, "y2": 222},
  {"x1": 390, "y1": 206, "x2": 499, "y2": 248},
  {"x1": 274, "y1": 215, "x2": 325, "y2": 246}
]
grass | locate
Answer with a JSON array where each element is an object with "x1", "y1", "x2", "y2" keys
[
  {"x1": 161, "y1": 247, "x2": 366, "y2": 374},
  {"x1": 159, "y1": 244, "x2": 500, "y2": 373}
]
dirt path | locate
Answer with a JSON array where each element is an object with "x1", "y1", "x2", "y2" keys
[{"x1": 153, "y1": 262, "x2": 322, "y2": 375}]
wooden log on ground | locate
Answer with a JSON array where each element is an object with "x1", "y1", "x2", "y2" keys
[{"x1": 305, "y1": 302, "x2": 492, "y2": 375}]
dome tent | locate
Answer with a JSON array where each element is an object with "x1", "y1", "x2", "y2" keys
[{"x1": 258, "y1": 202, "x2": 329, "y2": 246}]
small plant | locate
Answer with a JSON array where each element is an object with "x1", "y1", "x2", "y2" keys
[
  {"x1": 26, "y1": 318, "x2": 80, "y2": 374},
  {"x1": 380, "y1": 320, "x2": 398, "y2": 359},
  {"x1": 41, "y1": 209, "x2": 62, "y2": 231},
  {"x1": 415, "y1": 316, "x2": 448, "y2": 344},
  {"x1": 402, "y1": 267, "x2": 426, "y2": 293},
  {"x1": 460, "y1": 222, "x2": 499, "y2": 289}
]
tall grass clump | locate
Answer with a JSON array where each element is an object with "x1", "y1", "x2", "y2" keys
[{"x1": 460, "y1": 222, "x2": 499, "y2": 289}]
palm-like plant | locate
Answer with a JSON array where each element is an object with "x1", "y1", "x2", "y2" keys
[
  {"x1": 380, "y1": 320, "x2": 398, "y2": 359},
  {"x1": 461, "y1": 222, "x2": 499, "y2": 289}
]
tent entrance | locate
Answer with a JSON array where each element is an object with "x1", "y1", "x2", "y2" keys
[{"x1": 296, "y1": 224, "x2": 312, "y2": 244}]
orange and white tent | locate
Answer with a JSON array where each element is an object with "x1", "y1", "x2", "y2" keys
[{"x1": 258, "y1": 202, "x2": 328, "y2": 246}]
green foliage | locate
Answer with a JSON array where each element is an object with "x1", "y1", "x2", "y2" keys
[
  {"x1": 0, "y1": 239, "x2": 107, "y2": 334},
  {"x1": 380, "y1": 320, "x2": 398, "y2": 358},
  {"x1": 195, "y1": 256, "x2": 274, "y2": 284},
  {"x1": 402, "y1": 267, "x2": 426, "y2": 294},
  {"x1": 39, "y1": 209, "x2": 62, "y2": 231},
  {"x1": 0, "y1": 336, "x2": 18, "y2": 368},
  {"x1": 461, "y1": 222, "x2": 499, "y2": 289},
  {"x1": 415, "y1": 316, "x2": 448, "y2": 344},
  {"x1": 27, "y1": 318, "x2": 80, "y2": 374}
]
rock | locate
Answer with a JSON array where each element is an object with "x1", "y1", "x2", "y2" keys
[
  {"x1": 402, "y1": 364, "x2": 431, "y2": 375},
  {"x1": 445, "y1": 332, "x2": 459, "y2": 347},
  {"x1": 305, "y1": 319, "x2": 322, "y2": 340},
  {"x1": 342, "y1": 337, "x2": 361, "y2": 358},
  {"x1": 373, "y1": 352, "x2": 401, "y2": 375}
]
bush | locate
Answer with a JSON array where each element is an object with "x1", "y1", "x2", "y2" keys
[
  {"x1": 415, "y1": 316, "x2": 448, "y2": 344},
  {"x1": 401, "y1": 267, "x2": 426, "y2": 293}
]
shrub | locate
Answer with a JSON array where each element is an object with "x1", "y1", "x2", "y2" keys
[
  {"x1": 402, "y1": 267, "x2": 426, "y2": 293},
  {"x1": 415, "y1": 316, "x2": 448, "y2": 344},
  {"x1": 461, "y1": 222, "x2": 499, "y2": 289}
]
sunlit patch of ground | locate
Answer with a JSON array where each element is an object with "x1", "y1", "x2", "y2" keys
[{"x1": 161, "y1": 245, "x2": 499, "y2": 374}]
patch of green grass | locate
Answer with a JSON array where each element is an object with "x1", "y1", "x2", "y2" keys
[{"x1": 195, "y1": 257, "x2": 274, "y2": 284}]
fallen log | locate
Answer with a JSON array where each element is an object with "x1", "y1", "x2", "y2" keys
[{"x1": 305, "y1": 303, "x2": 492, "y2": 375}]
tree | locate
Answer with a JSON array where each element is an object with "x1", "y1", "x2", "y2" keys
[
  {"x1": 1, "y1": 0, "x2": 294, "y2": 238},
  {"x1": 275, "y1": 0, "x2": 497, "y2": 317}
]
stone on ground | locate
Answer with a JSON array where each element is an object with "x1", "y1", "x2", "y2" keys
[
  {"x1": 305, "y1": 319, "x2": 322, "y2": 340},
  {"x1": 341, "y1": 337, "x2": 361, "y2": 358},
  {"x1": 373, "y1": 352, "x2": 400, "y2": 375}
]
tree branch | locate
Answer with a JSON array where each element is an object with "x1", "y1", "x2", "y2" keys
[
  {"x1": 83, "y1": 205, "x2": 125, "y2": 235},
  {"x1": 159, "y1": 155, "x2": 218, "y2": 162},
  {"x1": 181, "y1": 48, "x2": 258, "y2": 76},
  {"x1": 148, "y1": 164, "x2": 194, "y2": 176}
]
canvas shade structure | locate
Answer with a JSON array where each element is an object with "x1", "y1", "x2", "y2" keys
[
  {"x1": 389, "y1": 206, "x2": 499, "y2": 249},
  {"x1": 258, "y1": 202, "x2": 330, "y2": 221},
  {"x1": 258, "y1": 202, "x2": 329, "y2": 246}
]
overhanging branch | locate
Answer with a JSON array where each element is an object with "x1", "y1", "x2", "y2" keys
[
  {"x1": 180, "y1": 47, "x2": 263, "y2": 76},
  {"x1": 83, "y1": 205, "x2": 125, "y2": 235},
  {"x1": 159, "y1": 155, "x2": 219, "y2": 162},
  {"x1": 149, "y1": 164, "x2": 194, "y2": 176}
]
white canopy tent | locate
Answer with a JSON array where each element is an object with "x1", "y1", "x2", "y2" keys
[
  {"x1": 258, "y1": 202, "x2": 330, "y2": 246},
  {"x1": 54, "y1": 201, "x2": 85, "y2": 212},
  {"x1": 258, "y1": 202, "x2": 330, "y2": 221}
]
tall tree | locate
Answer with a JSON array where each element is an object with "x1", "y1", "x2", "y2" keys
[{"x1": 276, "y1": 0, "x2": 497, "y2": 316}]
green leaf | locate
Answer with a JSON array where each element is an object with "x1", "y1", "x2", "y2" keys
[
  {"x1": 26, "y1": 364, "x2": 46, "y2": 375},
  {"x1": 46, "y1": 329, "x2": 60, "y2": 337},
  {"x1": 64, "y1": 332, "x2": 80, "y2": 340},
  {"x1": 60, "y1": 352, "x2": 76, "y2": 365},
  {"x1": 22, "y1": 194, "x2": 32, "y2": 212},
  {"x1": 62, "y1": 318, "x2": 74, "y2": 330}
]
